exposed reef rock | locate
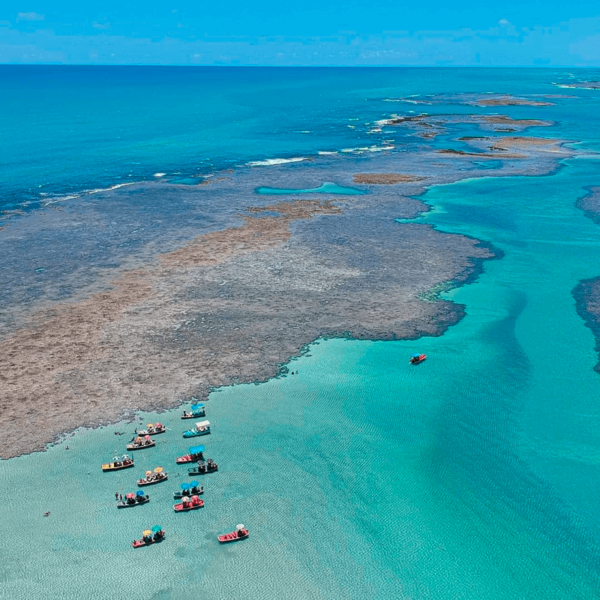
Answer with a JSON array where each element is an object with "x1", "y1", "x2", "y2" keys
[
  {"x1": 0, "y1": 105, "x2": 575, "y2": 459},
  {"x1": 576, "y1": 187, "x2": 600, "y2": 224}
]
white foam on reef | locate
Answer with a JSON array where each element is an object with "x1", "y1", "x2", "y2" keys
[
  {"x1": 246, "y1": 157, "x2": 308, "y2": 167},
  {"x1": 318, "y1": 151, "x2": 338, "y2": 155},
  {"x1": 340, "y1": 145, "x2": 394, "y2": 154},
  {"x1": 42, "y1": 182, "x2": 136, "y2": 206},
  {"x1": 154, "y1": 173, "x2": 166, "y2": 177}
]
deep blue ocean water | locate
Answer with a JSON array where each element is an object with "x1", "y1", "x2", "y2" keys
[{"x1": 1, "y1": 67, "x2": 600, "y2": 599}]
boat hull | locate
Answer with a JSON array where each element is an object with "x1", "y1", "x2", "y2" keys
[
  {"x1": 137, "y1": 428, "x2": 165, "y2": 436},
  {"x1": 188, "y1": 465, "x2": 218, "y2": 476},
  {"x1": 132, "y1": 535, "x2": 165, "y2": 548},
  {"x1": 117, "y1": 498, "x2": 149, "y2": 508},
  {"x1": 218, "y1": 530, "x2": 248, "y2": 543},
  {"x1": 173, "y1": 487, "x2": 203, "y2": 499},
  {"x1": 181, "y1": 412, "x2": 205, "y2": 420},
  {"x1": 182, "y1": 430, "x2": 210, "y2": 438},
  {"x1": 126, "y1": 442, "x2": 156, "y2": 451},
  {"x1": 102, "y1": 462, "x2": 134, "y2": 472},
  {"x1": 173, "y1": 501, "x2": 204, "y2": 512},
  {"x1": 137, "y1": 475, "x2": 168, "y2": 487}
]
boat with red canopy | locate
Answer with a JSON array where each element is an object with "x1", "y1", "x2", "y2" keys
[
  {"x1": 137, "y1": 423, "x2": 166, "y2": 436},
  {"x1": 126, "y1": 435, "x2": 155, "y2": 451},
  {"x1": 117, "y1": 490, "x2": 149, "y2": 508},
  {"x1": 218, "y1": 525, "x2": 249, "y2": 543},
  {"x1": 173, "y1": 495, "x2": 204, "y2": 512}
]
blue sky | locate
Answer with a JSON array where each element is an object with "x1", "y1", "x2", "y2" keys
[{"x1": 0, "y1": 1, "x2": 599, "y2": 65}]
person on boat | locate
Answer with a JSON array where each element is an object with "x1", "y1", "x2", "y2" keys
[{"x1": 183, "y1": 410, "x2": 189, "y2": 417}]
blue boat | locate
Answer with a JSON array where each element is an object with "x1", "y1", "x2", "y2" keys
[
  {"x1": 182, "y1": 420, "x2": 211, "y2": 438},
  {"x1": 181, "y1": 402, "x2": 206, "y2": 420},
  {"x1": 173, "y1": 480, "x2": 204, "y2": 499}
]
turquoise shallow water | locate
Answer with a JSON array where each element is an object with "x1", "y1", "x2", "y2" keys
[
  {"x1": 3, "y1": 159, "x2": 600, "y2": 599},
  {"x1": 3, "y1": 68, "x2": 600, "y2": 599}
]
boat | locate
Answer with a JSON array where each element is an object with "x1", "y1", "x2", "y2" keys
[
  {"x1": 173, "y1": 495, "x2": 204, "y2": 512},
  {"x1": 102, "y1": 454, "x2": 134, "y2": 472},
  {"x1": 183, "y1": 420, "x2": 211, "y2": 438},
  {"x1": 137, "y1": 467, "x2": 168, "y2": 487},
  {"x1": 132, "y1": 525, "x2": 165, "y2": 548},
  {"x1": 181, "y1": 403, "x2": 206, "y2": 420},
  {"x1": 174, "y1": 481, "x2": 204, "y2": 499},
  {"x1": 117, "y1": 490, "x2": 150, "y2": 508},
  {"x1": 218, "y1": 524, "x2": 249, "y2": 543},
  {"x1": 175, "y1": 444, "x2": 205, "y2": 464},
  {"x1": 136, "y1": 422, "x2": 166, "y2": 436},
  {"x1": 188, "y1": 458, "x2": 218, "y2": 475},
  {"x1": 409, "y1": 353, "x2": 427, "y2": 365},
  {"x1": 126, "y1": 435, "x2": 156, "y2": 451}
]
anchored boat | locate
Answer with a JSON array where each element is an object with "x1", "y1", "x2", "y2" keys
[
  {"x1": 126, "y1": 435, "x2": 156, "y2": 451},
  {"x1": 176, "y1": 444, "x2": 205, "y2": 464},
  {"x1": 132, "y1": 525, "x2": 165, "y2": 548},
  {"x1": 218, "y1": 525, "x2": 249, "y2": 543},
  {"x1": 137, "y1": 423, "x2": 166, "y2": 436},
  {"x1": 118, "y1": 490, "x2": 150, "y2": 508},
  {"x1": 188, "y1": 458, "x2": 218, "y2": 475},
  {"x1": 173, "y1": 495, "x2": 204, "y2": 512},
  {"x1": 174, "y1": 481, "x2": 204, "y2": 499},
  {"x1": 409, "y1": 353, "x2": 427, "y2": 365},
  {"x1": 183, "y1": 420, "x2": 211, "y2": 438},
  {"x1": 102, "y1": 454, "x2": 134, "y2": 472},
  {"x1": 137, "y1": 467, "x2": 168, "y2": 487},
  {"x1": 181, "y1": 403, "x2": 206, "y2": 420}
]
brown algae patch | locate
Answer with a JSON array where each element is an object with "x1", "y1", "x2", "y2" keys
[{"x1": 353, "y1": 174, "x2": 426, "y2": 185}]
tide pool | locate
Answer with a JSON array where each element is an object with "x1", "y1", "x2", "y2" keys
[{"x1": 255, "y1": 182, "x2": 364, "y2": 195}]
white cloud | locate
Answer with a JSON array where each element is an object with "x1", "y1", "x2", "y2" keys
[
  {"x1": 16, "y1": 12, "x2": 44, "y2": 22},
  {"x1": 498, "y1": 19, "x2": 510, "y2": 26}
]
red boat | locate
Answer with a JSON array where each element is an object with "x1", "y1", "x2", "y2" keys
[
  {"x1": 173, "y1": 495, "x2": 204, "y2": 512},
  {"x1": 218, "y1": 525, "x2": 249, "y2": 543},
  {"x1": 409, "y1": 353, "x2": 427, "y2": 365},
  {"x1": 176, "y1": 444, "x2": 205, "y2": 464},
  {"x1": 132, "y1": 527, "x2": 165, "y2": 548}
]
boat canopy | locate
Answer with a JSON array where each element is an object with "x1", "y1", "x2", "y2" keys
[
  {"x1": 136, "y1": 490, "x2": 145, "y2": 497},
  {"x1": 191, "y1": 403, "x2": 204, "y2": 411},
  {"x1": 112, "y1": 456, "x2": 120, "y2": 462},
  {"x1": 189, "y1": 445, "x2": 205, "y2": 455},
  {"x1": 126, "y1": 493, "x2": 135, "y2": 499},
  {"x1": 180, "y1": 482, "x2": 191, "y2": 490},
  {"x1": 411, "y1": 353, "x2": 422, "y2": 358},
  {"x1": 189, "y1": 480, "x2": 199, "y2": 488},
  {"x1": 196, "y1": 421, "x2": 210, "y2": 429},
  {"x1": 152, "y1": 525, "x2": 162, "y2": 532}
]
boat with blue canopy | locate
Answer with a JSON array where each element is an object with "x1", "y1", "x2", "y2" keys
[
  {"x1": 409, "y1": 353, "x2": 427, "y2": 365},
  {"x1": 183, "y1": 420, "x2": 211, "y2": 438},
  {"x1": 181, "y1": 402, "x2": 206, "y2": 419},
  {"x1": 174, "y1": 480, "x2": 204, "y2": 499},
  {"x1": 176, "y1": 445, "x2": 205, "y2": 464},
  {"x1": 117, "y1": 490, "x2": 150, "y2": 508}
]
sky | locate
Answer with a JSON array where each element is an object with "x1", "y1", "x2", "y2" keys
[{"x1": 0, "y1": 1, "x2": 599, "y2": 66}]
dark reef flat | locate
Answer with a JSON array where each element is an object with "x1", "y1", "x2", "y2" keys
[
  {"x1": 0, "y1": 103, "x2": 576, "y2": 459},
  {"x1": 576, "y1": 187, "x2": 600, "y2": 224},
  {"x1": 574, "y1": 277, "x2": 600, "y2": 373}
]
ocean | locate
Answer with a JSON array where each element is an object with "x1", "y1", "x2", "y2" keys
[{"x1": 1, "y1": 67, "x2": 600, "y2": 599}]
